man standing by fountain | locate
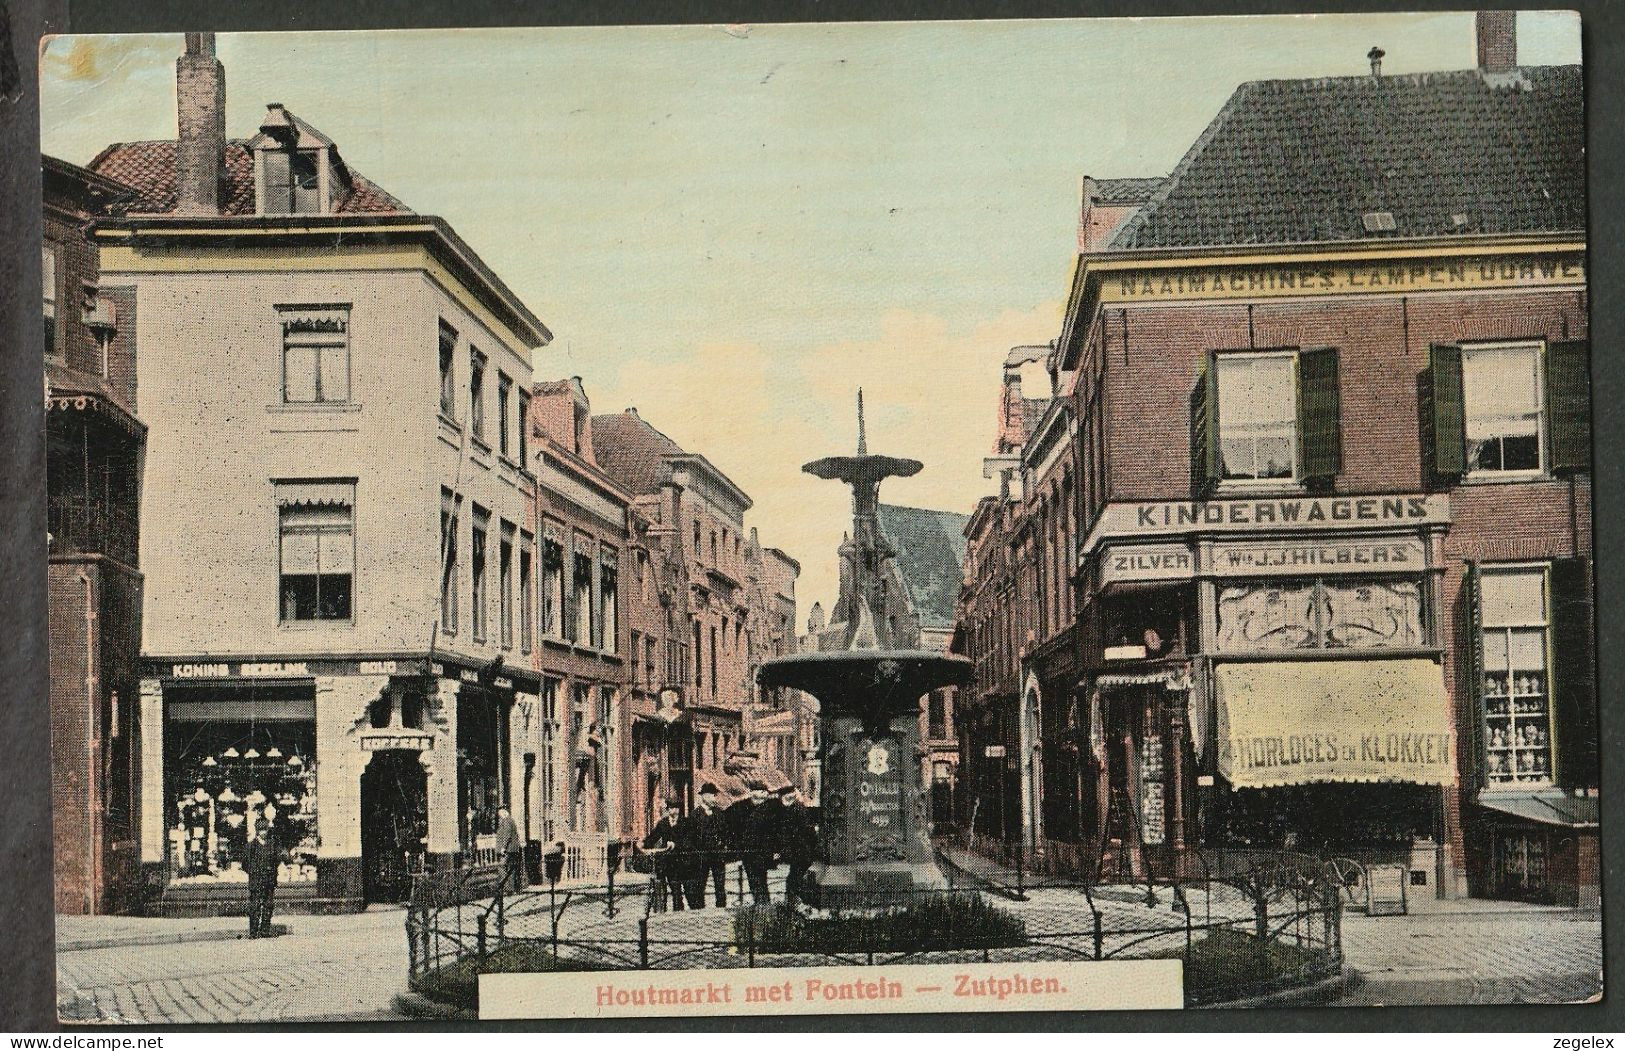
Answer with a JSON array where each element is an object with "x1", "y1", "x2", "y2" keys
[
  {"x1": 776, "y1": 786, "x2": 818, "y2": 906},
  {"x1": 732, "y1": 783, "x2": 778, "y2": 904},
  {"x1": 683, "y1": 783, "x2": 731, "y2": 909}
]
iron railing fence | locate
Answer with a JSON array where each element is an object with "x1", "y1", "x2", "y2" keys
[{"x1": 405, "y1": 845, "x2": 1342, "y2": 1008}]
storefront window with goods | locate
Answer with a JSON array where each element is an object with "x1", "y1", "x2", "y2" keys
[
  {"x1": 165, "y1": 706, "x2": 319, "y2": 886},
  {"x1": 1479, "y1": 567, "x2": 1553, "y2": 787}
]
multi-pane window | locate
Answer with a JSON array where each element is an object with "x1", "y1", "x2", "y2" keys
[
  {"x1": 470, "y1": 506, "x2": 490, "y2": 641},
  {"x1": 438, "y1": 323, "x2": 457, "y2": 417},
  {"x1": 645, "y1": 635, "x2": 657, "y2": 687},
  {"x1": 1216, "y1": 352, "x2": 1296, "y2": 481},
  {"x1": 571, "y1": 537, "x2": 594, "y2": 645},
  {"x1": 630, "y1": 631, "x2": 643, "y2": 685},
  {"x1": 1480, "y1": 567, "x2": 1552, "y2": 787},
  {"x1": 499, "y1": 522, "x2": 515, "y2": 648},
  {"x1": 261, "y1": 148, "x2": 321, "y2": 214},
  {"x1": 542, "y1": 529, "x2": 564, "y2": 639},
  {"x1": 599, "y1": 546, "x2": 618, "y2": 653},
  {"x1": 279, "y1": 306, "x2": 350, "y2": 404},
  {"x1": 693, "y1": 621, "x2": 703, "y2": 689},
  {"x1": 440, "y1": 489, "x2": 461, "y2": 634},
  {"x1": 539, "y1": 678, "x2": 559, "y2": 841},
  {"x1": 277, "y1": 481, "x2": 354, "y2": 621},
  {"x1": 519, "y1": 531, "x2": 534, "y2": 654},
  {"x1": 469, "y1": 348, "x2": 487, "y2": 442},
  {"x1": 1464, "y1": 344, "x2": 1544, "y2": 475},
  {"x1": 42, "y1": 244, "x2": 57, "y2": 355},
  {"x1": 497, "y1": 372, "x2": 513, "y2": 458}
]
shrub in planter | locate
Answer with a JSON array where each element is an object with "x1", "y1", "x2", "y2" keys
[{"x1": 735, "y1": 893, "x2": 1029, "y2": 955}]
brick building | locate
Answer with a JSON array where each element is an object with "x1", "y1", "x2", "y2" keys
[
  {"x1": 88, "y1": 35, "x2": 552, "y2": 913},
  {"x1": 524, "y1": 378, "x2": 630, "y2": 877},
  {"x1": 591, "y1": 408, "x2": 801, "y2": 817},
  {"x1": 959, "y1": 17, "x2": 1594, "y2": 904},
  {"x1": 46, "y1": 154, "x2": 145, "y2": 914}
]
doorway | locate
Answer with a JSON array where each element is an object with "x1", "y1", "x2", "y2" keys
[{"x1": 361, "y1": 749, "x2": 428, "y2": 904}]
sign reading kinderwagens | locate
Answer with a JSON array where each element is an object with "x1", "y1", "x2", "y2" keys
[
  {"x1": 1215, "y1": 659, "x2": 1455, "y2": 789},
  {"x1": 1080, "y1": 494, "x2": 1449, "y2": 554}
]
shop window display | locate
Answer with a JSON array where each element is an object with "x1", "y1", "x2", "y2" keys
[
  {"x1": 166, "y1": 716, "x2": 318, "y2": 886},
  {"x1": 1479, "y1": 567, "x2": 1553, "y2": 786}
]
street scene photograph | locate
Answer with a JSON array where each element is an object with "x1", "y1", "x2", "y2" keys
[{"x1": 36, "y1": 9, "x2": 1598, "y2": 1023}]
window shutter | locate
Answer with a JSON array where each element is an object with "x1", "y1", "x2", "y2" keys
[
  {"x1": 1296, "y1": 346, "x2": 1341, "y2": 482},
  {"x1": 1190, "y1": 353, "x2": 1219, "y2": 492},
  {"x1": 1427, "y1": 344, "x2": 1466, "y2": 477},
  {"x1": 1464, "y1": 562, "x2": 1486, "y2": 791},
  {"x1": 1545, "y1": 339, "x2": 1591, "y2": 472},
  {"x1": 1550, "y1": 557, "x2": 1597, "y2": 789}
]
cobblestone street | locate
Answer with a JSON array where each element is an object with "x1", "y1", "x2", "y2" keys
[
  {"x1": 57, "y1": 908, "x2": 412, "y2": 1023},
  {"x1": 1333, "y1": 902, "x2": 1603, "y2": 1006}
]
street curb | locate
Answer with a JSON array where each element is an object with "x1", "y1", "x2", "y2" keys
[
  {"x1": 58, "y1": 922, "x2": 290, "y2": 952},
  {"x1": 391, "y1": 990, "x2": 475, "y2": 1021}
]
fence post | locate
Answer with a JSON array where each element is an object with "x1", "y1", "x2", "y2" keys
[
  {"x1": 1015, "y1": 838, "x2": 1026, "y2": 899},
  {"x1": 746, "y1": 908, "x2": 757, "y2": 968},
  {"x1": 1092, "y1": 910, "x2": 1103, "y2": 960},
  {"x1": 606, "y1": 860, "x2": 618, "y2": 919},
  {"x1": 736, "y1": 861, "x2": 745, "y2": 903},
  {"x1": 639, "y1": 917, "x2": 650, "y2": 969},
  {"x1": 476, "y1": 912, "x2": 488, "y2": 960}
]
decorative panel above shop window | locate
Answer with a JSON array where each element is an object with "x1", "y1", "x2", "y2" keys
[{"x1": 1214, "y1": 576, "x2": 1423, "y2": 653}]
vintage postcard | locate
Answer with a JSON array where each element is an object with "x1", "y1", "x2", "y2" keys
[{"x1": 39, "y1": 12, "x2": 1596, "y2": 1023}]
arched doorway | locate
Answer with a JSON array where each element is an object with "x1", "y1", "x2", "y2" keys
[{"x1": 361, "y1": 750, "x2": 428, "y2": 904}]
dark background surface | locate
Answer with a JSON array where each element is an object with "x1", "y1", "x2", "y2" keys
[{"x1": 1, "y1": 0, "x2": 1620, "y2": 1033}]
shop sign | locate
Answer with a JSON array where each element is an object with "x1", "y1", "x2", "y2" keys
[
  {"x1": 460, "y1": 669, "x2": 481, "y2": 684},
  {"x1": 493, "y1": 676, "x2": 514, "y2": 690},
  {"x1": 360, "y1": 732, "x2": 432, "y2": 751},
  {"x1": 240, "y1": 661, "x2": 310, "y2": 677},
  {"x1": 359, "y1": 660, "x2": 399, "y2": 675},
  {"x1": 1209, "y1": 536, "x2": 1428, "y2": 577},
  {"x1": 1099, "y1": 252, "x2": 1585, "y2": 304},
  {"x1": 984, "y1": 744, "x2": 1006, "y2": 759},
  {"x1": 1100, "y1": 542, "x2": 1194, "y2": 585},
  {"x1": 1081, "y1": 493, "x2": 1449, "y2": 553}
]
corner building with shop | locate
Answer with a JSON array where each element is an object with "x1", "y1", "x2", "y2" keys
[
  {"x1": 91, "y1": 36, "x2": 553, "y2": 914},
  {"x1": 983, "y1": 19, "x2": 1594, "y2": 904}
]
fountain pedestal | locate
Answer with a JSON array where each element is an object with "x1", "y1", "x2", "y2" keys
[{"x1": 759, "y1": 650, "x2": 970, "y2": 908}]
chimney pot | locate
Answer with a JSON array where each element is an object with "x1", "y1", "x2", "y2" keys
[{"x1": 1476, "y1": 10, "x2": 1517, "y2": 74}]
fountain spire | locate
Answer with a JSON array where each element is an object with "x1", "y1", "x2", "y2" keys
[{"x1": 856, "y1": 388, "x2": 867, "y2": 455}]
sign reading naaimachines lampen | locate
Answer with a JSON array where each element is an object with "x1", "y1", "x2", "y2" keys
[{"x1": 1215, "y1": 659, "x2": 1454, "y2": 788}]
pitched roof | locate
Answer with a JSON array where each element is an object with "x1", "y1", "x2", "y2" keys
[
  {"x1": 589, "y1": 410, "x2": 687, "y2": 495},
  {"x1": 1091, "y1": 177, "x2": 1164, "y2": 205},
  {"x1": 1111, "y1": 65, "x2": 1583, "y2": 250},
  {"x1": 877, "y1": 503, "x2": 970, "y2": 630},
  {"x1": 88, "y1": 140, "x2": 410, "y2": 216}
]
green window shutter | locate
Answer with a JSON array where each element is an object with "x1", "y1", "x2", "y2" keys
[
  {"x1": 1296, "y1": 347, "x2": 1341, "y2": 482},
  {"x1": 1550, "y1": 557, "x2": 1597, "y2": 789},
  {"x1": 1545, "y1": 339, "x2": 1591, "y2": 472},
  {"x1": 1190, "y1": 353, "x2": 1219, "y2": 493},
  {"x1": 1427, "y1": 344, "x2": 1466, "y2": 477},
  {"x1": 1465, "y1": 562, "x2": 1486, "y2": 791}
]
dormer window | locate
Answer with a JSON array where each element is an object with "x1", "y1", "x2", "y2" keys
[{"x1": 251, "y1": 104, "x2": 342, "y2": 216}]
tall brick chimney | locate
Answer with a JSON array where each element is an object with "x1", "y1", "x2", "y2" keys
[
  {"x1": 175, "y1": 32, "x2": 225, "y2": 214},
  {"x1": 1476, "y1": 10, "x2": 1517, "y2": 73}
]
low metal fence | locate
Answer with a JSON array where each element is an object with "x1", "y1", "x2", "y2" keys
[{"x1": 404, "y1": 845, "x2": 1342, "y2": 1009}]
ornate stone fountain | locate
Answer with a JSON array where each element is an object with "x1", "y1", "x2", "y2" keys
[{"x1": 757, "y1": 392, "x2": 972, "y2": 907}]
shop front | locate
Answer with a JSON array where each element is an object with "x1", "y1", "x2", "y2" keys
[{"x1": 140, "y1": 656, "x2": 537, "y2": 914}]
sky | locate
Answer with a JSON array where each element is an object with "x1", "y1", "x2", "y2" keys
[{"x1": 39, "y1": 13, "x2": 1582, "y2": 622}]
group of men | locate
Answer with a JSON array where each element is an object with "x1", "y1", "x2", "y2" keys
[{"x1": 641, "y1": 781, "x2": 819, "y2": 909}]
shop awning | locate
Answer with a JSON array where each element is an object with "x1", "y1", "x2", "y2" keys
[
  {"x1": 1477, "y1": 791, "x2": 1598, "y2": 828},
  {"x1": 1215, "y1": 659, "x2": 1454, "y2": 789}
]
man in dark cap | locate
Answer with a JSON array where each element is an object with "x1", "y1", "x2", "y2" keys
[
  {"x1": 494, "y1": 805, "x2": 523, "y2": 893},
  {"x1": 732, "y1": 782, "x2": 778, "y2": 904},
  {"x1": 683, "y1": 783, "x2": 730, "y2": 908},
  {"x1": 775, "y1": 786, "x2": 818, "y2": 906},
  {"x1": 244, "y1": 817, "x2": 280, "y2": 938},
  {"x1": 641, "y1": 799, "x2": 690, "y2": 912}
]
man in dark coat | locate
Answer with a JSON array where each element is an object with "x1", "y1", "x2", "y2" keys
[
  {"x1": 682, "y1": 783, "x2": 730, "y2": 909},
  {"x1": 775, "y1": 786, "x2": 818, "y2": 906},
  {"x1": 732, "y1": 783, "x2": 778, "y2": 904},
  {"x1": 245, "y1": 816, "x2": 280, "y2": 938},
  {"x1": 494, "y1": 805, "x2": 524, "y2": 893},
  {"x1": 641, "y1": 799, "x2": 689, "y2": 912}
]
